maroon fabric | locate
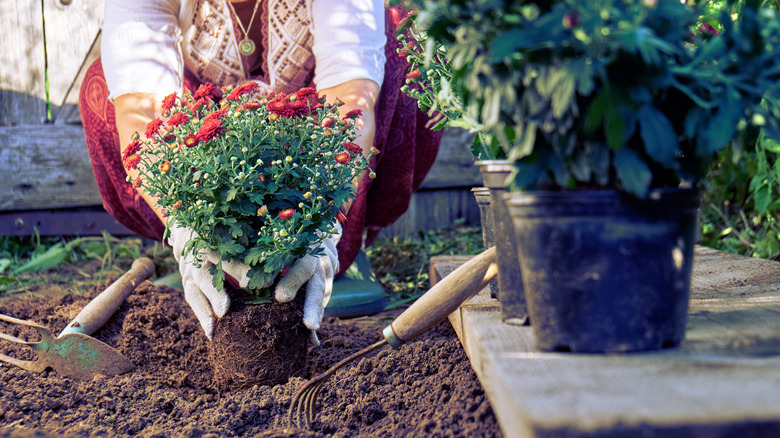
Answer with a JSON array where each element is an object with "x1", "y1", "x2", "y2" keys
[
  {"x1": 79, "y1": 5, "x2": 443, "y2": 275},
  {"x1": 79, "y1": 61, "x2": 165, "y2": 241}
]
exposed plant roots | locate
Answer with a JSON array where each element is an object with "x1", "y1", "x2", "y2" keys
[{"x1": 209, "y1": 286, "x2": 309, "y2": 391}]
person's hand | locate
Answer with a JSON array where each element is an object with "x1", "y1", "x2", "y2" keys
[
  {"x1": 168, "y1": 224, "x2": 251, "y2": 340},
  {"x1": 274, "y1": 223, "x2": 342, "y2": 343}
]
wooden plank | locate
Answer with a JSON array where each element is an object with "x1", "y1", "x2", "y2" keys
[
  {"x1": 0, "y1": 208, "x2": 134, "y2": 236},
  {"x1": 437, "y1": 247, "x2": 780, "y2": 437},
  {"x1": 378, "y1": 188, "x2": 481, "y2": 238},
  {"x1": 1, "y1": 1, "x2": 102, "y2": 126},
  {"x1": 0, "y1": 124, "x2": 102, "y2": 210},
  {"x1": 0, "y1": 0, "x2": 46, "y2": 125},
  {"x1": 44, "y1": 0, "x2": 103, "y2": 125},
  {"x1": 418, "y1": 127, "x2": 481, "y2": 190}
]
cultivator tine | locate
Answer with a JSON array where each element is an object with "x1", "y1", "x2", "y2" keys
[{"x1": 288, "y1": 339, "x2": 388, "y2": 429}]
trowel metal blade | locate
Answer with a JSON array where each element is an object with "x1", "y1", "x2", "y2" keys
[{"x1": 38, "y1": 333, "x2": 135, "y2": 380}]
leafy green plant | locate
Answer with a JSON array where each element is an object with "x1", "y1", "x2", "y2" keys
[
  {"x1": 403, "y1": 0, "x2": 780, "y2": 198},
  {"x1": 0, "y1": 232, "x2": 173, "y2": 296},
  {"x1": 127, "y1": 82, "x2": 373, "y2": 292},
  {"x1": 366, "y1": 220, "x2": 483, "y2": 309}
]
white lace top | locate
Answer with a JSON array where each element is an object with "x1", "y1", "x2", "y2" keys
[{"x1": 101, "y1": 0, "x2": 386, "y2": 100}]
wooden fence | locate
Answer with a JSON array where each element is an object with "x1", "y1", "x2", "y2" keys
[{"x1": 0, "y1": 0, "x2": 480, "y2": 238}]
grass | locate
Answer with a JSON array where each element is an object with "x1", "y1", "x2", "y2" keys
[
  {"x1": 366, "y1": 220, "x2": 484, "y2": 309},
  {"x1": 0, "y1": 232, "x2": 176, "y2": 297},
  {"x1": 0, "y1": 222, "x2": 485, "y2": 306}
]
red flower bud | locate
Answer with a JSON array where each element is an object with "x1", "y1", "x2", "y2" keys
[{"x1": 562, "y1": 12, "x2": 580, "y2": 29}]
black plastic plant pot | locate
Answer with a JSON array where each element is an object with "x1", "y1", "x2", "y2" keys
[
  {"x1": 504, "y1": 189, "x2": 701, "y2": 353},
  {"x1": 476, "y1": 160, "x2": 528, "y2": 325},
  {"x1": 472, "y1": 187, "x2": 499, "y2": 299}
]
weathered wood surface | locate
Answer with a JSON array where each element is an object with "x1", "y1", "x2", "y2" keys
[
  {"x1": 1, "y1": 0, "x2": 103, "y2": 126},
  {"x1": 435, "y1": 247, "x2": 780, "y2": 437},
  {"x1": 0, "y1": 124, "x2": 102, "y2": 211},
  {"x1": 1, "y1": 0, "x2": 105, "y2": 216}
]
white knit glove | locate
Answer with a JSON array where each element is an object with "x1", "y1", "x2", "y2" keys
[
  {"x1": 274, "y1": 223, "x2": 342, "y2": 344},
  {"x1": 168, "y1": 224, "x2": 251, "y2": 340}
]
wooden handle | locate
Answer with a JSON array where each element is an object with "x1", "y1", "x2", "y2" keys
[
  {"x1": 59, "y1": 257, "x2": 155, "y2": 337},
  {"x1": 384, "y1": 247, "x2": 498, "y2": 346}
]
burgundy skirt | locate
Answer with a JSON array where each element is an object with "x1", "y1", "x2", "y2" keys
[{"x1": 79, "y1": 6, "x2": 442, "y2": 275}]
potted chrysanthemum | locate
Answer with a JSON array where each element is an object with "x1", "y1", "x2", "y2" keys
[{"x1": 124, "y1": 81, "x2": 373, "y2": 388}]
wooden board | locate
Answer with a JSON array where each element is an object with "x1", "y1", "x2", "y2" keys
[
  {"x1": 435, "y1": 247, "x2": 780, "y2": 437},
  {"x1": 0, "y1": 124, "x2": 102, "y2": 210}
]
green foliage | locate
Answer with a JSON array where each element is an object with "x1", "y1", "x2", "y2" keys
[
  {"x1": 130, "y1": 84, "x2": 372, "y2": 292},
  {"x1": 0, "y1": 233, "x2": 174, "y2": 296},
  {"x1": 366, "y1": 220, "x2": 484, "y2": 309},
  {"x1": 401, "y1": 0, "x2": 780, "y2": 198}
]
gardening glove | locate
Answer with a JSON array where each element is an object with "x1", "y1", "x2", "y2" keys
[
  {"x1": 168, "y1": 224, "x2": 251, "y2": 340},
  {"x1": 275, "y1": 223, "x2": 342, "y2": 344}
]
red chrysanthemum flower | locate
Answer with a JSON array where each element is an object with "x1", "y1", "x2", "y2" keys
[
  {"x1": 161, "y1": 92, "x2": 177, "y2": 111},
  {"x1": 159, "y1": 161, "x2": 171, "y2": 172},
  {"x1": 322, "y1": 118, "x2": 336, "y2": 128},
  {"x1": 184, "y1": 134, "x2": 199, "y2": 148},
  {"x1": 344, "y1": 141, "x2": 362, "y2": 155},
  {"x1": 123, "y1": 154, "x2": 141, "y2": 170},
  {"x1": 144, "y1": 118, "x2": 164, "y2": 139},
  {"x1": 167, "y1": 111, "x2": 190, "y2": 127},
  {"x1": 122, "y1": 140, "x2": 143, "y2": 162},
  {"x1": 196, "y1": 118, "x2": 223, "y2": 143},
  {"x1": 267, "y1": 94, "x2": 295, "y2": 118},
  {"x1": 296, "y1": 87, "x2": 318, "y2": 99},
  {"x1": 243, "y1": 101, "x2": 262, "y2": 110},
  {"x1": 132, "y1": 176, "x2": 142, "y2": 188},
  {"x1": 406, "y1": 69, "x2": 421, "y2": 80},
  {"x1": 189, "y1": 98, "x2": 207, "y2": 113},
  {"x1": 258, "y1": 173, "x2": 266, "y2": 183},
  {"x1": 334, "y1": 151, "x2": 351, "y2": 164},
  {"x1": 225, "y1": 81, "x2": 260, "y2": 101},
  {"x1": 278, "y1": 208, "x2": 296, "y2": 220},
  {"x1": 172, "y1": 200, "x2": 183, "y2": 210},
  {"x1": 344, "y1": 108, "x2": 363, "y2": 119},
  {"x1": 203, "y1": 105, "x2": 229, "y2": 123},
  {"x1": 287, "y1": 100, "x2": 309, "y2": 118},
  {"x1": 257, "y1": 205, "x2": 268, "y2": 216},
  {"x1": 398, "y1": 49, "x2": 408, "y2": 58},
  {"x1": 192, "y1": 82, "x2": 217, "y2": 100}
]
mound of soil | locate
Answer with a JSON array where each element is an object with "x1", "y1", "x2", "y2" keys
[{"x1": 0, "y1": 280, "x2": 501, "y2": 437}]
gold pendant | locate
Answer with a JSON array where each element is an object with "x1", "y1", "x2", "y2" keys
[{"x1": 239, "y1": 38, "x2": 256, "y2": 56}]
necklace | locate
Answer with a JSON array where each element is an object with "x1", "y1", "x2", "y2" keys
[{"x1": 226, "y1": 0, "x2": 261, "y2": 56}]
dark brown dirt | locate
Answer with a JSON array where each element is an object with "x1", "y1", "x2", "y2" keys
[
  {"x1": 0, "y1": 279, "x2": 502, "y2": 437},
  {"x1": 211, "y1": 287, "x2": 310, "y2": 392}
]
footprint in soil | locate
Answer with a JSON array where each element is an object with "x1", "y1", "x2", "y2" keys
[{"x1": 0, "y1": 283, "x2": 501, "y2": 437}]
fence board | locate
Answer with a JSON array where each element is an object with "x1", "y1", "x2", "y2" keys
[
  {"x1": 0, "y1": 124, "x2": 102, "y2": 210},
  {"x1": 0, "y1": 1, "x2": 46, "y2": 125},
  {"x1": 44, "y1": 0, "x2": 103, "y2": 125}
]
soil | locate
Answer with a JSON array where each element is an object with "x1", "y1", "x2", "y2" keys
[{"x1": 0, "y1": 280, "x2": 502, "y2": 437}]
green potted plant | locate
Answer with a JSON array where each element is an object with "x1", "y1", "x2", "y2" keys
[
  {"x1": 126, "y1": 82, "x2": 372, "y2": 387},
  {"x1": 404, "y1": 0, "x2": 780, "y2": 352},
  {"x1": 399, "y1": 18, "x2": 527, "y2": 321}
]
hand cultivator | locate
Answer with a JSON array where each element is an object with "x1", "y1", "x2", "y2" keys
[
  {"x1": 288, "y1": 247, "x2": 498, "y2": 428},
  {"x1": 0, "y1": 257, "x2": 155, "y2": 380}
]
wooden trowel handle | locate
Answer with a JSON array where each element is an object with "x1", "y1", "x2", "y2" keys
[
  {"x1": 59, "y1": 257, "x2": 156, "y2": 337},
  {"x1": 383, "y1": 247, "x2": 498, "y2": 347}
]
